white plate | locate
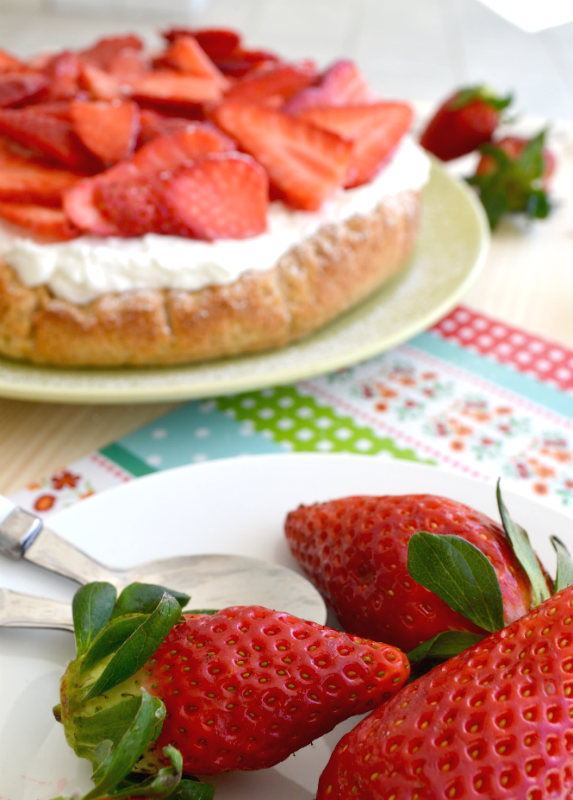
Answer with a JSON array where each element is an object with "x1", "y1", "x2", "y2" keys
[{"x1": 0, "y1": 454, "x2": 568, "y2": 800}]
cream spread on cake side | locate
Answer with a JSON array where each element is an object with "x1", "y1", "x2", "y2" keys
[{"x1": 0, "y1": 137, "x2": 430, "y2": 305}]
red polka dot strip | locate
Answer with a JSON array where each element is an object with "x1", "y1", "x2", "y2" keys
[
  {"x1": 432, "y1": 306, "x2": 573, "y2": 393},
  {"x1": 90, "y1": 452, "x2": 133, "y2": 482}
]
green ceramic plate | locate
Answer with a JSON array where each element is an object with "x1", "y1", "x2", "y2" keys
[{"x1": 0, "y1": 161, "x2": 489, "y2": 404}]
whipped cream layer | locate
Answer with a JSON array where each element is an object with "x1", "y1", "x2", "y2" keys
[{"x1": 0, "y1": 137, "x2": 430, "y2": 305}]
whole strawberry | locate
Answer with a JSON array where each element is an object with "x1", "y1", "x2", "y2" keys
[
  {"x1": 57, "y1": 582, "x2": 409, "y2": 797},
  {"x1": 317, "y1": 584, "x2": 573, "y2": 799},
  {"x1": 468, "y1": 130, "x2": 555, "y2": 229},
  {"x1": 285, "y1": 491, "x2": 551, "y2": 653},
  {"x1": 420, "y1": 85, "x2": 511, "y2": 161}
]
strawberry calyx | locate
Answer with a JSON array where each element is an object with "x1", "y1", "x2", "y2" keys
[
  {"x1": 49, "y1": 749, "x2": 214, "y2": 800},
  {"x1": 467, "y1": 130, "x2": 553, "y2": 229},
  {"x1": 419, "y1": 84, "x2": 512, "y2": 161},
  {"x1": 55, "y1": 582, "x2": 215, "y2": 800},
  {"x1": 448, "y1": 85, "x2": 512, "y2": 113},
  {"x1": 495, "y1": 479, "x2": 552, "y2": 606},
  {"x1": 50, "y1": 746, "x2": 213, "y2": 800},
  {"x1": 405, "y1": 480, "x2": 567, "y2": 665},
  {"x1": 552, "y1": 534, "x2": 573, "y2": 591}
]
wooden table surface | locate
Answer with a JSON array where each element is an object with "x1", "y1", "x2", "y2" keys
[{"x1": 0, "y1": 0, "x2": 571, "y2": 497}]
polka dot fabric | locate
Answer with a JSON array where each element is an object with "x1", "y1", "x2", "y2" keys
[
  {"x1": 434, "y1": 306, "x2": 573, "y2": 393},
  {"x1": 11, "y1": 306, "x2": 572, "y2": 516},
  {"x1": 217, "y1": 386, "x2": 423, "y2": 460}
]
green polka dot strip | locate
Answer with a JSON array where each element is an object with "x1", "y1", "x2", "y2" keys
[{"x1": 216, "y1": 385, "x2": 426, "y2": 461}]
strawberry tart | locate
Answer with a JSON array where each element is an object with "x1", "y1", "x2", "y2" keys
[{"x1": 0, "y1": 29, "x2": 430, "y2": 366}]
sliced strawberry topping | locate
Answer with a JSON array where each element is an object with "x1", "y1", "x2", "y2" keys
[
  {"x1": 0, "y1": 108, "x2": 94, "y2": 169},
  {"x1": 161, "y1": 28, "x2": 279, "y2": 79},
  {"x1": 0, "y1": 30, "x2": 410, "y2": 243},
  {"x1": 223, "y1": 61, "x2": 317, "y2": 107},
  {"x1": 284, "y1": 59, "x2": 379, "y2": 113},
  {"x1": 18, "y1": 101, "x2": 72, "y2": 120},
  {"x1": 133, "y1": 125, "x2": 234, "y2": 172},
  {"x1": 213, "y1": 103, "x2": 352, "y2": 210},
  {"x1": 64, "y1": 126, "x2": 234, "y2": 236},
  {"x1": 0, "y1": 48, "x2": 23, "y2": 72},
  {"x1": 42, "y1": 51, "x2": 81, "y2": 100},
  {"x1": 70, "y1": 100, "x2": 140, "y2": 164},
  {"x1": 94, "y1": 173, "x2": 174, "y2": 237},
  {"x1": 63, "y1": 173, "x2": 123, "y2": 236},
  {"x1": 163, "y1": 35, "x2": 228, "y2": 87},
  {"x1": 217, "y1": 50, "x2": 280, "y2": 79},
  {"x1": 131, "y1": 70, "x2": 223, "y2": 109},
  {"x1": 164, "y1": 153, "x2": 268, "y2": 240},
  {"x1": 163, "y1": 28, "x2": 241, "y2": 61},
  {"x1": 107, "y1": 48, "x2": 150, "y2": 85},
  {"x1": 0, "y1": 201, "x2": 80, "y2": 240},
  {"x1": 78, "y1": 62, "x2": 123, "y2": 101},
  {"x1": 299, "y1": 102, "x2": 413, "y2": 187},
  {"x1": 79, "y1": 35, "x2": 144, "y2": 71},
  {"x1": 0, "y1": 72, "x2": 48, "y2": 108},
  {"x1": 137, "y1": 110, "x2": 193, "y2": 145},
  {"x1": 0, "y1": 147, "x2": 83, "y2": 205}
]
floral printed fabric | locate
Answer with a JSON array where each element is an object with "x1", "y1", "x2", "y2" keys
[
  {"x1": 297, "y1": 344, "x2": 572, "y2": 506},
  {"x1": 11, "y1": 306, "x2": 572, "y2": 517}
]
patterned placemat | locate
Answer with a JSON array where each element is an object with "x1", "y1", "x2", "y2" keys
[{"x1": 13, "y1": 305, "x2": 573, "y2": 516}]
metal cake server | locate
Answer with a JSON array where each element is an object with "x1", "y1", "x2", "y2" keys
[{"x1": 0, "y1": 495, "x2": 327, "y2": 625}]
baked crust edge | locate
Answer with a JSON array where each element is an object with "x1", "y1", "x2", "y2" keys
[{"x1": 0, "y1": 189, "x2": 421, "y2": 367}]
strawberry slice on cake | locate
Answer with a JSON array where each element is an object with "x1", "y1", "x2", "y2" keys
[
  {"x1": 0, "y1": 27, "x2": 429, "y2": 367},
  {"x1": 213, "y1": 103, "x2": 354, "y2": 210}
]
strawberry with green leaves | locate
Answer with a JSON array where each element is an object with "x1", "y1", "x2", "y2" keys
[
  {"x1": 285, "y1": 483, "x2": 558, "y2": 657},
  {"x1": 468, "y1": 130, "x2": 556, "y2": 229},
  {"x1": 55, "y1": 581, "x2": 409, "y2": 798},
  {"x1": 318, "y1": 582, "x2": 573, "y2": 799},
  {"x1": 420, "y1": 85, "x2": 512, "y2": 161}
]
